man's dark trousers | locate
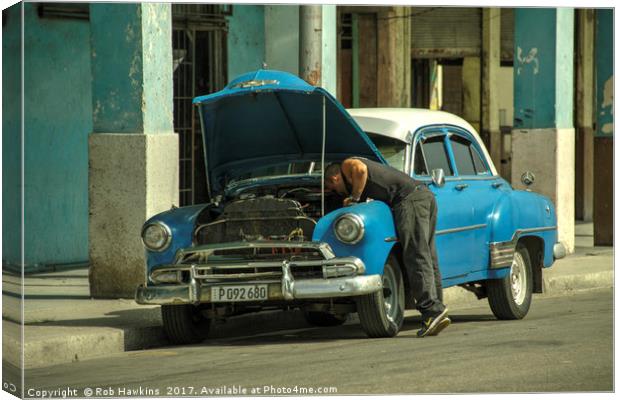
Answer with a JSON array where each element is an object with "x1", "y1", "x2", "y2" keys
[{"x1": 392, "y1": 187, "x2": 445, "y2": 317}]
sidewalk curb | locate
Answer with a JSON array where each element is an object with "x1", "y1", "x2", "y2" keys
[{"x1": 6, "y1": 269, "x2": 613, "y2": 370}]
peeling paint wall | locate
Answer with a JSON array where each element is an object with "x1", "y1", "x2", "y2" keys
[
  {"x1": 227, "y1": 5, "x2": 265, "y2": 80},
  {"x1": 90, "y1": 4, "x2": 144, "y2": 133},
  {"x1": 265, "y1": 5, "x2": 299, "y2": 75},
  {"x1": 2, "y1": 3, "x2": 92, "y2": 266},
  {"x1": 596, "y1": 9, "x2": 613, "y2": 137},
  {"x1": 513, "y1": 8, "x2": 558, "y2": 129},
  {"x1": 141, "y1": 3, "x2": 173, "y2": 134}
]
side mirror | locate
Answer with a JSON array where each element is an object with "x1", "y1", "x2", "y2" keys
[
  {"x1": 431, "y1": 168, "x2": 445, "y2": 188},
  {"x1": 521, "y1": 171, "x2": 535, "y2": 187}
]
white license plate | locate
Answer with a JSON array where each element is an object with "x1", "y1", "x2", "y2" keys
[{"x1": 211, "y1": 284, "x2": 269, "y2": 302}]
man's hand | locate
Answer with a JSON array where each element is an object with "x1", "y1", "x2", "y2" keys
[{"x1": 343, "y1": 197, "x2": 357, "y2": 207}]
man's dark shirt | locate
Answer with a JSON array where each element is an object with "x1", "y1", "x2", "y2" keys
[{"x1": 342, "y1": 158, "x2": 424, "y2": 207}]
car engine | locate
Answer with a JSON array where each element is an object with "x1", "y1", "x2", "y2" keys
[{"x1": 194, "y1": 185, "x2": 342, "y2": 245}]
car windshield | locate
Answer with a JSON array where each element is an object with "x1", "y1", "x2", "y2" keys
[{"x1": 365, "y1": 132, "x2": 407, "y2": 171}]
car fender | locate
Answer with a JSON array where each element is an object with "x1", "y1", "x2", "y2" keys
[
  {"x1": 489, "y1": 189, "x2": 557, "y2": 268},
  {"x1": 313, "y1": 200, "x2": 397, "y2": 275}
]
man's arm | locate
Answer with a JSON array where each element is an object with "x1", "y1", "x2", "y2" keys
[{"x1": 341, "y1": 158, "x2": 368, "y2": 205}]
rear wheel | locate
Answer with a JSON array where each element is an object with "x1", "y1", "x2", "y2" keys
[
  {"x1": 303, "y1": 311, "x2": 348, "y2": 327},
  {"x1": 161, "y1": 304, "x2": 211, "y2": 344},
  {"x1": 487, "y1": 243, "x2": 533, "y2": 320},
  {"x1": 356, "y1": 255, "x2": 405, "y2": 337}
]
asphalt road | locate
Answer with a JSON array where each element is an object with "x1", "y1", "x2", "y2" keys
[{"x1": 5, "y1": 288, "x2": 613, "y2": 396}]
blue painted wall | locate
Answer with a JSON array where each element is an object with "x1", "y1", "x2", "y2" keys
[
  {"x1": 595, "y1": 9, "x2": 613, "y2": 137},
  {"x1": 227, "y1": 5, "x2": 265, "y2": 80},
  {"x1": 2, "y1": 3, "x2": 92, "y2": 267},
  {"x1": 2, "y1": 4, "x2": 23, "y2": 267}
]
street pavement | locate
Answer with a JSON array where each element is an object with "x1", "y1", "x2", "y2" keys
[{"x1": 4, "y1": 287, "x2": 613, "y2": 395}]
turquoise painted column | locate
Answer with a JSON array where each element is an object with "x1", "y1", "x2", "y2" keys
[
  {"x1": 511, "y1": 8, "x2": 575, "y2": 252},
  {"x1": 593, "y1": 9, "x2": 613, "y2": 245},
  {"x1": 88, "y1": 4, "x2": 178, "y2": 298}
]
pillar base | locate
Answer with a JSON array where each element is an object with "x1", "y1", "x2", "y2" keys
[
  {"x1": 89, "y1": 133, "x2": 178, "y2": 298},
  {"x1": 511, "y1": 128, "x2": 575, "y2": 253},
  {"x1": 593, "y1": 136, "x2": 613, "y2": 246}
]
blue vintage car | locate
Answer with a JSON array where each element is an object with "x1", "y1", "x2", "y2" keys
[{"x1": 135, "y1": 70, "x2": 566, "y2": 344}]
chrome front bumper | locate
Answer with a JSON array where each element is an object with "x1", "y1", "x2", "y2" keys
[
  {"x1": 136, "y1": 273, "x2": 382, "y2": 305},
  {"x1": 135, "y1": 241, "x2": 382, "y2": 305}
]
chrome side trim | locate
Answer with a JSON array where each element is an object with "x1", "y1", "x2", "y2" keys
[
  {"x1": 488, "y1": 226, "x2": 558, "y2": 269},
  {"x1": 436, "y1": 224, "x2": 487, "y2": 236}
]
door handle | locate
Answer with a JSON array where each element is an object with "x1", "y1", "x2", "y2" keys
[
  {"x1": 455, "y1": 184, "x2": 469, "y2": 191},
  {"x1": 492, "y1": 182, "x2": 503, "y2": 189}
]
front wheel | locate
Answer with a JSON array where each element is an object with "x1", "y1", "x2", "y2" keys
[
  {"x1": 356, "y1": 255, "x2": 405, "y2": 337},
  {"x1": 161, "y1": 304, "x2": 211, "y2": 344},
  {"x1": 487, "y1": 243, "x2": 533, "y2": 320}
]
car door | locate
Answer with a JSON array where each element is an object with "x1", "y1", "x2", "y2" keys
[
  {"x1": 446, "y1": 129, "x2": 505, "y2": 271},
  {"x1": 411, "y1": 128, "x2": 476, "y2": 282}
]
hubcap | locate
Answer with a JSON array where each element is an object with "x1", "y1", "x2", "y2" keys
[
  {"x1": 382, "y1": 265, "x2": 398, "y2": 322},
  {"x1": 510, "y1": 252, "x2": 527, "y2": 305}
]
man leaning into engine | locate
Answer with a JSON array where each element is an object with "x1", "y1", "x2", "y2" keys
[{"x1": 323, "y1": 157, "x2": 449, "y2": 337}]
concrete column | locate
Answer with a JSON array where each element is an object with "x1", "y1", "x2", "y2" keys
[
  {"x1": 321, "y1": 5, "x2": 337, "y2": 96},
  {"x1": 462, "y1": 57, "x2": 481, "y2": 133},
  {"x1": 593, "y1": 9, "x2": 613, "y2": 245},
  {"x1": 377, "y1": 7, "x2": 411, "y2": 107},
  {"x1": 511, "y1": 8, "x2": 575, "y2": 252},
  {"x1": 88, "y1": 4, "x2": 178, "y2": 298},
  {"x1": 482, "y1": 8, "x2": 502, "y2": 171},
  {"x1": 297, "y1": 5, "x2": 337, "y2": 96},
  {"x1": 575, "y1": 9, "x2": 595, "y2": 222},
  {"x1": 299, "y1": 5, "x2": 322, "y2": 87}
]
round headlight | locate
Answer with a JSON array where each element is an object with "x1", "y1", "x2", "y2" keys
[
  {"x1": 334, "y1": 214, "x2": 365, "y2": 244},
  {"x1": 141, "y1": 222, "x2": 172, "y2": 252}
]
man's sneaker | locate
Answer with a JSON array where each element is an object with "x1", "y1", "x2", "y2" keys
[
  {"x1": 428, "y1": 317, "x2": 451, "y2": 336},
  {"x1": 417, "y1": 308, "x2": 450, "y2": 338}
]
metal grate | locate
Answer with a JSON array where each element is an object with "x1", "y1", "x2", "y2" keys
[{"x1": 172, "y1": 4, "x2": 228, "y2": 206}]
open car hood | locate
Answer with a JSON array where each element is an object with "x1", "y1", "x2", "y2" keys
[{"x1": 193, "y1": 70, "x2": 385, "y2": 195}]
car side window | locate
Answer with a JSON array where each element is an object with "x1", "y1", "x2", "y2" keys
[
  {"x1": 471, "y1": 146, "x2": 490, "y2": 175},
  {"x1": 449, "y1": 135, "x2": 476, "y2": 175},
  {"x1": 415, "y1": 136, "x2": 454, "y2": 176},
  {"x1": 449, "y1": 135, "x2": 490, "y2": 176}
]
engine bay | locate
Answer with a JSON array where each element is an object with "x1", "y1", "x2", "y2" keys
[{"x1": 195, "y1": 183, "x2": 344, "y2": 245}]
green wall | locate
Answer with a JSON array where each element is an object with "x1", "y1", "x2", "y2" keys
[
  {"x1": 2, "y1": 4, "x2": 23, "y2": 268},
  {"x1": 2, "y1": 3, "x2": 92, "y2": 268},
  {"x1": 265, "y1": 5, "x2": 299, "y2": 75},
  {"x1": 227, "y1": 5, "x2": 265, "y2": 80}
]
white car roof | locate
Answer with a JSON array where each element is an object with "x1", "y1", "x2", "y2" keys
[{"x1": 348, "y1": 108, "x2": 498, "y2": 176}]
